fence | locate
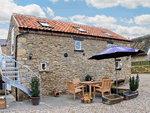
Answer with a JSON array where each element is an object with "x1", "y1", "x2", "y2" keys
[{"x1": 131, "y1": 61, "x2": 150, "y2": 74}]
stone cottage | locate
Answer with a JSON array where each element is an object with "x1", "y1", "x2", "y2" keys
[
  {"x1": 131, "y1": 35, "x2": 149, "y2": 62},
  {"x1": 6, "y1": 13, "x2": 131, "y2": 100}
]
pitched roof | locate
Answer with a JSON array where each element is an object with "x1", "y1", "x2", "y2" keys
[
  {"x1": 0, "y1": 39, "x2": 7, "y2": 46},
  {"x1": 13, "y1": 14, "x2": 130, "y2": 41},
  {"x1": 131, "y1": 34, "x2": 150, "y2": 54}
]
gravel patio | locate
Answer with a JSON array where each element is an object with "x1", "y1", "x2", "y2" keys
[{"x1": 0, "y1": 74, "x2": 150, "y2": 113}]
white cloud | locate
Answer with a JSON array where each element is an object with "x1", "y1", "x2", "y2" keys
[
  {"x1": 49, "y1": 0, "x2": 59, "y2": 3},
  {"x1": 87, "y1": 15, "x2": 117, "y2": 29},
  {"x1": 134, "y1": 14, "x2": 150, "y2": 25},
  {"x1": 0, "y1": 29, "x2": 8, "y2": 39},
  {"x1": 64, "y1": 0, "x2": 69, "y2": 2},
  {"x1": 69, "y1": 15, "x2": 117, "y2": 29},
  {"x1": 53, "y1": 16, "x2": 68, "y2": 21},
  {"x1": 115, "y1": 25, "x2": 150, "y2": 39},
  {"x1": 0, "y1": 0, "x2": 46, "y2": 23},
  {"x1": 120, "y1": 18, "x2": 134, "y2": 24},
  {"x1": 85, "y1": 0, "x2": 150, "y2": 9},
  {"x1": 69, "y1": 15, "x2": 87, "y2": 25},
  {"x1": 85, "y1": 0, "x2": 119, "y2": 8},
  {"x1": 44, "y1": 7, "x2": 54, "y2": 17}
]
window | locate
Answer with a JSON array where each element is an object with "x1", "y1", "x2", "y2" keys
[
  {"x1": 73, "y1": 38, "x2": 84, "y2": 52},
  {"x1": 108, "y1": 43, "x2": 112, "y2": 49},
  {"x1": 11, "y1": 27, "x2": 14, "y2": 55},
  {"x1": 75, "y1": 41, "x2": 81, "y2": 50},
  {"x1": 41, "y1": 63, "x2": 47, "y2": 70},
  {"x1": 38, "y1": 21, "x2": 51, "y2": 28},
  {"x1": 116, "y1": 59, "x2": 121, "y2": 70},
  {"x1": 102, "y1": 31, "x2": 114, "y2": 37},
  {"x1": 107, "y1": 41, "x2": 113, "y2": 49},
  {"x1": 74, "y1": 27, "x2": 86, "y2": 33}
]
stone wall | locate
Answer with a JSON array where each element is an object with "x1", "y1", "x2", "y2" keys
[
  {"x1": 131, "y1": 55, "x2": 148, "y2": 62},
  {"x1": 15, "y1": 33, "x2": 131, "y2": 98}
]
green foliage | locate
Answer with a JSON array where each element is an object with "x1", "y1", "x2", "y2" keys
[
  {"x1": 0, "y1": 83, "x2": 2, "y2": 90},
  {"x1": 85, "y1": 74, "x2": 91, "y2": 81},
  {"x1": 0, "y1": 92, "x2": 5, "y2": 95},
  {"x1": 30, "y1": 77, "x2": 40, "y2": 97},
  {"x1": 129, "y1": 74, "x2": 139, "y2": 91},
  {"x1": 132, "y1": 61, "x2": 150, "y2": 66}
]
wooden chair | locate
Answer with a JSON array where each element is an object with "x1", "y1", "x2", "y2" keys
[
  {"x1": 73, "y1": 78, "x2": 80, "y2": 88},
  {"x1": 102, "y1": 77, "x2": 109, "y2": 80},
  {"x1": 94, "y1": 77, "x2": 109, "y2": 88},
  {"x1": 67, "y1": 81, "x2": 84, "y2": 101},
  {"x1": 94, "y1": 79, "x2": 111, "y2": 98}
]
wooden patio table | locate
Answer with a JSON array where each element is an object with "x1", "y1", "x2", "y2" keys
[{"x1": 79, "y1": 81, "x2": 102, "y2": 97}]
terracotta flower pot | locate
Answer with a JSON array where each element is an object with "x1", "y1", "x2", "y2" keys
[
  {"x1": 88, "y1": 101, "x2": 90, "y2": 103},
  {"x1": 0, "y1": 98, "x2": 6, "y2": 109},
  {"x1": 31, "y1": 97, "x2": 40, "y2": 105},
  {"x1": 84, "y1": 101, "x2": 87, "y2": 103}
]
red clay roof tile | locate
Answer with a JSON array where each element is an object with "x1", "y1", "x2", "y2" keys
[{"x1": 13, "y1": 14, "x2": 130, "y2": 41}]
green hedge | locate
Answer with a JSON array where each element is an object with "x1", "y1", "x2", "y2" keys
[{"x1": 132, "y1": 61, "x2": 150, "y2": 66}]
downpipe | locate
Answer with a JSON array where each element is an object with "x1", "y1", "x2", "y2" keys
[{"x1": 15, "y1": 29, "x2": 29, "y2": 101}]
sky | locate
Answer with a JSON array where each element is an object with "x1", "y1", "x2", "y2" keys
[{"x1": 0, "y1": 0, "x2": 150, "y2": 39}]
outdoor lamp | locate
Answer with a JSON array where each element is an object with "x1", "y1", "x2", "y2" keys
[
  {"x1": 126, "y1": 56, "x2": 129, "y2": 60},
  {"x1": 29, "y1": 53, "x2": 33, "y2": 60}
]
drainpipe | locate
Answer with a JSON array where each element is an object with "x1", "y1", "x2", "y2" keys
[{"x1": 15, "y1": 29, "x2": 29, "y2": 101}]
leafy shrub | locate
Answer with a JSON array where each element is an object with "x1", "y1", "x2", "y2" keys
[
  {"x1": 30, "y1": 77, "x2": 40, "y2": 97},
  {"x1": 129, "y1": 74, "x2": 139, "y2": 91},
  {"x1": 0, "y1": 92, "x2": 5, "y2": 95},
  {"x1": 0, "y1": 83, "x2": 2, "y2": 90},
  {"x1": 85, "y1": 74, "x2": 91, "y2": 81}
]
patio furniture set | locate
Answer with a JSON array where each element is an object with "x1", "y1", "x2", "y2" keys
[
  {"x1": 67, "y1": 77, "x2": 112, "y2": 102},
  {"x1": 67, "y1": 74, "x2": 139, "y2": 105}
]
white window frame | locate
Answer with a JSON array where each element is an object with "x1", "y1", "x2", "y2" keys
[
  {"x1": 11, "y1": 27, "x2": 14, "y2": 55},
  {"x1": 116, "y1": 61, "x2": 120, "y2": 69},
  {"x1": 75, "y1": 41, "x2": 81, "y2": 50},
  {"x1": 108, "y1": 43, "x2": 112, "y2": 49},
  {"x1": 38, "y1": 21, "x2": 51, "y2": 27},
  {"x1": 41, "y1": 63, "x2": 47, "y2": 70}
]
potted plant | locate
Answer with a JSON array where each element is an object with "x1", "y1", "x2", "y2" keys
[
  {"x1": 85, "y1": 74, "x2": 91, "y2": 81},
  {"x1": 90, "y1": 97, "x2": 93, "y2": 103},
  {"x1": 84, "y1": 99, "x2": 87, "y2": 103},
  {"x1": 30, "y1": 77, "x2": 40, "y2": 105},
  {"x1": 81, "y1": 97, "x2": 84, "y2": 103},
  {"x1": 85, "y1": 75, "x2": 92, "y2": 92},
  {"x1": 87, "y1": 99, "x2": 91, "y2": 103},
  {"x1": 123, "y1": 74, "x2": 139, "y2": 100}
]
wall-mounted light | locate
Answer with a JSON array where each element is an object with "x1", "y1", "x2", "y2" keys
[
  {"x1": 29, "y1": 53, "x2": 33, "y2": 60},
  {"x1": 126, "y1": 56, "x2": 129, "y2": 60}
]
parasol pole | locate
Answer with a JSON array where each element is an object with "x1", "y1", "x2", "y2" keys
[{"x1": 114, "y1": 58, "x2": 118, "y2": 94}]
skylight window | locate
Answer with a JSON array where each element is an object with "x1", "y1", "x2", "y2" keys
[
  {"x1": 38, "y1": 21, "x2": 51, "y2": 28},
  {"x1": 74, "y1": 27, "x2": 86, "y2": 33},
  {"x1": 102, "y1": 31, "x2": 114, "y2": 37}
]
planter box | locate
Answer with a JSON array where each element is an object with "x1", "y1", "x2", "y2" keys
[
  {"x1": 0, "y1": 98, "x2": 6, "y2": 109},
  {"x1": 102, "y1": 94, "x2": 124, "y2": 105},
  {"x1": 123, "y1": 90, "x2": 138, "y2": 100}
]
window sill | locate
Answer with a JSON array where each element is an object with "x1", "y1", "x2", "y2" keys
[
  {"x1": 39, "y1": 70, "x2": 49, "y2": 73},
  {"x1": 115, "y1": 68, "x2": 121, "y2": 70},
  {"x1": 74, "y1": 50, "x2": 84, "y2": 52}
]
